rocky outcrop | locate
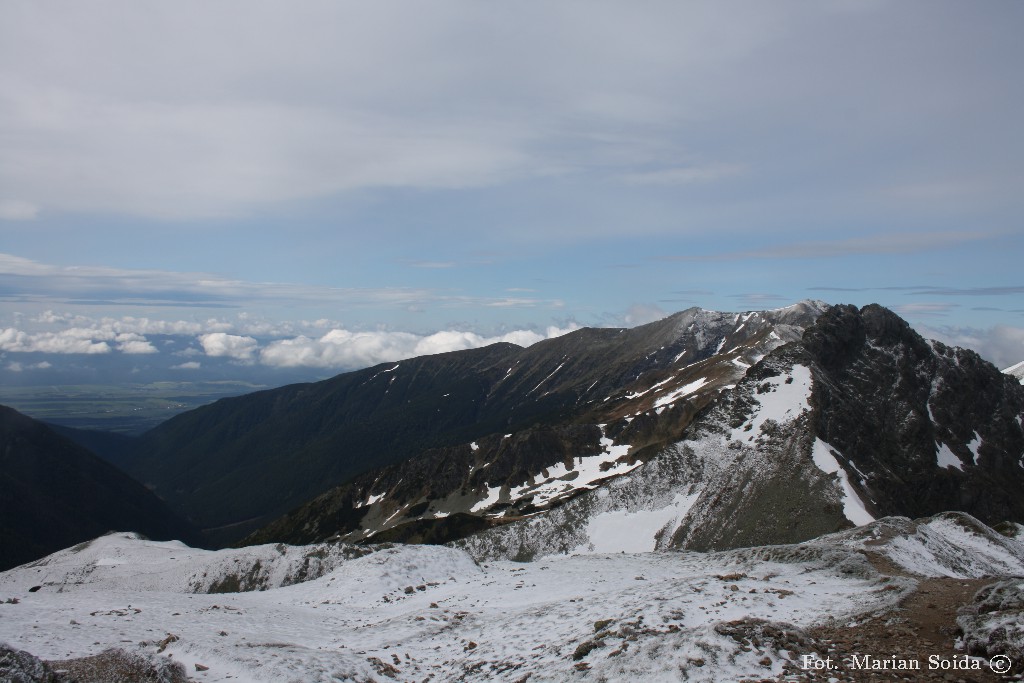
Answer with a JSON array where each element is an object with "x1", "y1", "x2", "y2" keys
[
  {"x1": 805, "y1": 304, "x2": 1024, "y2": 525},
  {"x1": 957, "y1": 579, "x2": 1024, "y2": 675},
  {"x1": 0, "y1": 643, "x2": 59, "y2": 683}
]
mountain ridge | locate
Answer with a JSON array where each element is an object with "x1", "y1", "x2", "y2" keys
[
  {"x1": 117, "y1": 300, "x2": 829, "y2": 543},
  {"x1": 245, "y1": 303, "x2": 1024, "y2": 559}
]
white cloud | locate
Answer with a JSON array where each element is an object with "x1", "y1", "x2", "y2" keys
[
  {"x1": 3, "y1": 308, "x2": 582, "y2": 370},
  {"x1": 660, "y1": 231, "x2": 1003, "y2": 262},
  {"x1": 5, "y1": 360, "x2": 50, "y2": 372},
  {"x1": 117, "y1": 339, "x2": 159, "y2": 354},
  {"x1": 0, "y1": 2, "x2": 847, "y2": 221},
  {"x1": 0, "y1": 317, "x2": 170, "y2": 355},
  {"x1": 623, "y1": 304, "x2": 667, "y2": 326},
  {"x1": 199, "y1": 333, "x2": 259, "y2": 361},
  {"x1": 892, "y1": 303, "x2": 957, "y2": 317},
  {"x1": 913, "y1": 323, "x2": 1024, "y2": 370},
  {"x1": 259, "y1": 324, "x2": 578, "y2": 369},
  {"x1": 0, "y1": 327, "x2": 111, "y2": 354},
  {"x1": 171, "y1": 361, "x2": 201, "y2": 370}
]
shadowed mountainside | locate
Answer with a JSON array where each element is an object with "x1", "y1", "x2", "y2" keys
[{"x1": 0, "y1": 405, "x2": 199, "y2": 571}]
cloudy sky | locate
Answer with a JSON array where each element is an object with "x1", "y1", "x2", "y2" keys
[{"x1": 2, "y1": 0, "x2": 1023, "y2": 380}]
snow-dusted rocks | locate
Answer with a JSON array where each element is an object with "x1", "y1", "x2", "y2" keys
[
  {"x1": 1005, "y1": 360, "x2": 1024, "y2": 384},
  {"x1": 0, "y1": 532, "x2": 375, "y2": 595},
  {"x1": 958, "y1": 578, "x2": 1024, "y2": 676},
  {"x1": 3, "y1": 512, "x2": 1023, "y2": 682},
  {"x1": 453, "y1": 355, "x2": 868, "y2": 561},
  {"x1": 0, "y1": 642, "x2": 59, "y2": 683}
]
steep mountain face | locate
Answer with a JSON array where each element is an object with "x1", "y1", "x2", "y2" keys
[
  {"x1": 452, "y1": 305, "x2": 1024, "y2": 561},
  {"x1": 804, "y1": 305, "x2": 1024, "y2": 524},
  {"x1": 118, "y1": 301, "x2": 827, "y2": 543},
  {"x1": 0, "y1": 405, "x2": 198, "y2": 571}
]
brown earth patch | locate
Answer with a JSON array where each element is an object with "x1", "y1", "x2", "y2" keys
[
  {"x1": 47, "y1": 648, "x2": 187, "y2": 683},
  {"x1": 774, "y1": 572, "x2": 1009, "y2": 682}
]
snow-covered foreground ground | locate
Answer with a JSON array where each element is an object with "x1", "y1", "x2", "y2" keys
[{"x1": 2, "y1": 514, "x2": 1022, "y2": 682}]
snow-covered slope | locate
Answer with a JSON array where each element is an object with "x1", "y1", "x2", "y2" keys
[
  {"x1": 1006, "y1": 360, "x2": 1024, "y2": 384},
  {"x1": 454, "y1": 354, "x2": 865, "y2": 561},
  {"x1": 810, "y1": 512, "x2": 1024, "y2": 578},
  {"x1": 2, "y1": 513, "x2": 1021, "y2": 683},
  {"x1": 0, "y1": 532, "x2": 375, "y2": 594}
]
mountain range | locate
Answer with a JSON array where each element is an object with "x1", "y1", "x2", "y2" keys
[
  {"x1": 96, "y1": 300, "x2": 828, "y2": 543},
  {"x1": 244, "y1": 302, "x2": 1024, "y2": 558},
  {"x1": 3, "y1": 300, "x2": 1023, "y2": 567},
  {"x1": 2, "y1": 299, "x2": 1024, "y2": 681}
]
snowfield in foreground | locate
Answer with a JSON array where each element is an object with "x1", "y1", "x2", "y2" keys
[{"x1": 2, "y1": 513, "x2": 1023, "y2": 682}]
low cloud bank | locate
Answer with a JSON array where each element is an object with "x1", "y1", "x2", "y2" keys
[
  {"x1": 914, "y1": 323, "x2": 1024, "y2": 371},
  {"x1": 258, "y1": 326, "x2": 578, "y2": 369},
  {"x1": 199, "y1": 332, "x2": 260, "y2": 361},
  {"x1": 0, "y1": 327, "x2": 156, "y2": 355},
  {"x1": 0, "y1": 310, "x2": 579, "y2": 371}
]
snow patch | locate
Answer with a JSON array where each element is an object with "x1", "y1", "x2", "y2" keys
[
  {"x1": 653, "y1": 377, "x2": 709, "y2": 408},
  {"x1": 811, "y1": 439, "x2": 875, "y2": 526},
  {"x1": 967, "y1": 432, "x2": 982, "y2": 465},
  {"x1": 936, "y1": 442, "x2": 964, "y2": 471},
  {"x1": 730, "y1": 365, "x2": 813, "y2": 439},
  {"x1": 355, "y1": 491, "x2": 386, "y2": 508},
  {"x1": 624, "y1": 376, "x2": 674, "y2": 400},
  {"x1": 470, "y1": 485, "x2": 503, "y2": 513},
  {"x1": 369, "y1": 363, "x2": 400, "y2": 380},
  {"x1": 582, "y1": 491, "x2": 700, "y2": 553},
  {"x1": 529, "y1": 361, "x2": 565, "y2": 394}
]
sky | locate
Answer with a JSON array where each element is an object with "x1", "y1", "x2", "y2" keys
[{"x1": 2, "y1": 0, "x2": 1023, "y2": 386}]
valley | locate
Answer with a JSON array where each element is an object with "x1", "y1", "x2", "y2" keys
[{"x1": 0, "y1": 381, "x2": 272, "y2": 435}]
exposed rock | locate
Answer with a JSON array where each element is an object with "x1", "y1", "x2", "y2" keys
[
  {"x1": 805, "y1": 304, "x2": 1024, "y2": 525},
  {"x1": 957, "y1": 579, "x2": 1024, "y2": 675},
  {"x1": 0, "y1": 643, "x2": 59, "y2": 683}
]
